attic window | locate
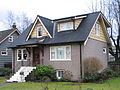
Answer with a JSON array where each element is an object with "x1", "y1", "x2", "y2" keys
[
  {"x1": 8, "y1": 36, "x2": 13, "y2": 42},
  {"x1": 95, "y1": 23, "x2": 100, "y2": 36},
  {"x1": 37, "y1": 26, "x2": 42, "y2": 37},
  {"x1": 59, "y1": 22, "x2": 73, "y2": 31}
]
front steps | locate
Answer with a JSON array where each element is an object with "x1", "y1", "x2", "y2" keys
[{"x1": 7, "y1": 66, "x2": 36, "y2": 83}]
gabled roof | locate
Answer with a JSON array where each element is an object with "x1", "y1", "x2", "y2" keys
[
  {"x1": 26, "y1": 15, "x2": 53, "y2": 41},
  {"x1": 0, "y1": 29, "x2": 20, "y2": 44},
  {"x1": 38, "y1": 15, "x2": 53, "y2": 37},
  {"x1": 10, "y1": 12, "x2": 111, "y2": 47}
]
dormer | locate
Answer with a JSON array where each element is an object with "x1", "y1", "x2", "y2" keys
[
  {"x1": 30, "y1": 20, "x2": 48, "y2": 38},
  {"x1": 54, "y1": 15, "x2": 86, "y2": 32},
  {"x1": 26, "y1": 16, "x2": 52, "y2": 41}
]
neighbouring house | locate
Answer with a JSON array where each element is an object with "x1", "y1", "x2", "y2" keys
[
  {"x1": 8, "y1": 12, "x2": 111, "y2": 82},
  {"x1": 0, "y1": 24, "x2": 20, "y2": 72}
]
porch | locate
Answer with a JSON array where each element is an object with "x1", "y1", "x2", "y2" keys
[{"x1": 14, "y1": 45, "x2": 44, "y2": 72}]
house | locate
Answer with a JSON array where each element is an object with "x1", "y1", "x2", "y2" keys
[
  {"x1": 8, "y1": 12, "x2": 111, "y2": 82},
  {"x1": 0, "y1": 24, "x2": 20, "y2": 70}
]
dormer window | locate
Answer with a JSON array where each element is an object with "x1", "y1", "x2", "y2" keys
[
  {"x1": 37, "y1": 26, "x2": 42, "y2": 37},
  {"x1": 8, "y1": 36, "x2": 13, "y2": 42},
  {"x1": 59, "y1": 21, "x2": 73, "y2": 31}
]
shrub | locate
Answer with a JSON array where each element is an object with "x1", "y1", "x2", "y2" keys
[
  {"x1": 3, "y1": 68, "x2": 12, "y2": 76},
  {"x1": 83, "y1": 57, "x2": 103, "y2": 75},
  {"x1": 83, "y1": 68, "x2": 118, "y2": 83},
  {"x1": 34, "y1": 65, "x2": 56, "y2": 81},
  {"x1": 58, "y1": 77, "x2": 69, "y2": 82},
  {"x1": 63, "y1": 70, "x2": 73, "y2": 81}
]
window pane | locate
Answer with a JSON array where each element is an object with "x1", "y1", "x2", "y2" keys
[
  {"x1": 9, "y1": 36, "x2": 13, "y2": 42},
  {"x1": 95, "y1": 24, "x2": 100, "y2": 36},
  {"x1": 51, "y1": 47, "x2": 55, "y2": 59},
  {"x1": 18, "y1": 50, "x2": 22, "y2": 60},
  {"x1": 23, "y1": 50, "x2": 27, "y2": 60},
  {"x1": 66, "y1": 46, "x2": 71, "y2": 59},
  {"x1": 37, "y1": 26, "x2": 42, "y2": 37},
  {"x1": 58, "y1": 71, "x2": 64, "y2": 77},
  {"x1": 56, "y1": 47, "x2": 64, "y2": 59},
  {"x1": 60, "y1": 22, "x2": 73, "y2": 31}
]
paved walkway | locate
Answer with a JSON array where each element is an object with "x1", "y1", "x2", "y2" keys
[{"x1": 0, "y1": 82, "x2": 16, "y2": 86}]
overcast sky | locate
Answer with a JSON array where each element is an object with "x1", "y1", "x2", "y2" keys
[{"x1": 0, "y1": 0, "x2": 93, "y2": 30}]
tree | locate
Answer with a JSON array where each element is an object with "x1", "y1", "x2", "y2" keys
[
  {"x1": 88, "y1": 0, "x2": 120, "y2": 61},
  {"x1": 5, "y1": 11, "x2": 32, "y2": 32}
]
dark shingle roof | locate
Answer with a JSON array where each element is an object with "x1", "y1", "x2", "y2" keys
[
  {"x1": 10, "y1": 12, "x2": 106, "y2": 47},
  {"x1": 38, "y1": 15, "x2": 53, "y2": 37},
  {"x1": 0, "y1": 29, "x2": 15, "y2": 43}
]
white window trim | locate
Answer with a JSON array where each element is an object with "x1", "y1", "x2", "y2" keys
[
  {"x1": 50, "y1": 45, "x2": 71, "y2": 61},
  {"x1": 56, "y1": 70, "x2": 64, "y2": 79},
  {"x1": 1, "y1": 51, "x2": 8, "y2": 56},
  {"x1": 8, "y1": 36, "x2": 13, "y2": 42},
  {"x1": 37, "y1": 26, "x2": 43, "y2": 38},
  {"x1": 17, "y1": 49, "x2": 28, "y2": 61}
]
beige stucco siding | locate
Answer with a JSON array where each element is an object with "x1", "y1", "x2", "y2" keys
[
  {"x1": 82, "y1": 38, "x2": 108, "y2": 72},
  {"x1": 43, "y1": 44, "x2": 81, "y2": 81}
]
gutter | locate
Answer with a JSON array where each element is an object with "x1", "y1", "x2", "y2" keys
[{"x1": 80, "y1": 44, "x2": 83, "y2": 79}]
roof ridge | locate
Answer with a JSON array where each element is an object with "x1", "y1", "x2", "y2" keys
[
  {"x1": 53, "y1": 11, "x2": 101, "y2": 21},
  {"x1": 37, "y1": 15, "x2": 52, "y2": 21}
]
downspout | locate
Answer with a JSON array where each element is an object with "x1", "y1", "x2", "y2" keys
[{"x1": 80, "y1": 44, "x2": 83, "y2": 79}]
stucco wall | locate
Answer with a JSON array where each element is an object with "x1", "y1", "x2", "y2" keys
[
  {"x1": 43, "y1": 44, "x2": 81, "y2": 81},
  {"x1": 81, "y1": 38, "x2": 108, "y2": 73}
]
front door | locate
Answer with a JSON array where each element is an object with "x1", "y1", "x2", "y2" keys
[{"x1": 33, "y1": 47, "x2": 40, "y2": 66}]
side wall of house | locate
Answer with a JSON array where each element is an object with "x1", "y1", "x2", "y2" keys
[
  {"x1": 0, "y1": 32, "x2": 19, "y2": 69},
  {"x1": 44, "y1": 44, "x2": 81, "y2": 81},
  {"x1": 81, "y1": 38, "x2": 109, "y2": 75}
]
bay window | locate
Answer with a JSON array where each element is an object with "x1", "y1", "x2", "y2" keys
[
  {"x1": 17, "y1": 49, "x2": 28, "y2": 61},
  {"x1": 50, "y1": 45, "x2": 71, "y2": 61}
]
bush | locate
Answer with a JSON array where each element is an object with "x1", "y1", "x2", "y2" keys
[
  {"x1": 34, "y1": 65, "x2": 56, "y2": 81},
  {"x1": 3, "y1": 68, "x2": 12, "y2": 76},
  {"x1": 83, "y1": 68, "x2": 118, "y2": 83},
  {"x1": 58, "y1": 77, "x2": 69, "y2": 82},
  {"x1": 63, "y1": 70, "x2": 73, "y2": 81},
  {"x1": 84, "y1": 57, "x2": 103, "y2": 75}
]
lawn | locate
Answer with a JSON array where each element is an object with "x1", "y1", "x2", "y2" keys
[
  {"x1": 0, "y1": 77, "x2": 120, "y2": 90},
  {"x1": 0, "y1": 77, "x2": 6, "y2": 84}
]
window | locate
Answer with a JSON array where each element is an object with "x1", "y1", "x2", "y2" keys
[
  {"x1": 56, "y1": 70, "x2": 64, "y2": 79},
  {"x1": 37, "y1": 26, "x2": 42, "y2": 37},
  {"x1": 1, "y1": 51, "x2": 8, "y2": 56},
  {"x1": 8, "y1": 36, "x2": 13, "y2": 42},
  {"x1": 95, "y1": 23, "x2": 100, "y2": 36},
  {"x1": 59, "y1": 22, "x2": 73, "y2": 31},
  {"x1": 17, "y1": 49, "x2": 28, "y2": 61},
  {"x1": 50, "y1": 45, "x2": 71, "y2": 61},
  {"x1": 103, "y1": 48, "x2": 106, "y2": 53}
]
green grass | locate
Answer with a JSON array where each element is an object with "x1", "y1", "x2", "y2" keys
[
  {"x1": 0, "y1": 77, "x2": 120, "y2": 90},
  {"x1": 0, "y1": 77, "x2": 6, "y2": 84}
]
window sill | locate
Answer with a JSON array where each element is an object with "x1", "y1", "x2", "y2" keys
[
  {"x1": 17, "y1": 60, "x2": 27, "y2": 61},
  {"x1": 50, "y1": 59, "x2": 71, "y2": 61}
]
